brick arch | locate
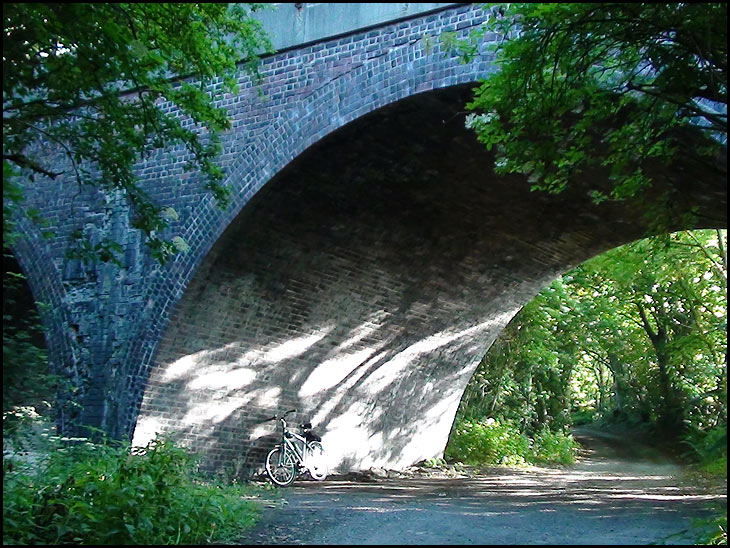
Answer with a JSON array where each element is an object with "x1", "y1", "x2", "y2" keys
[
  {"x1": 8, "y1": 217, "x2": 81, "y2": 427},
  {"x1": 130, "y1": 77, "x2": 725, "y2": 474},
  {"x1": 120, "y1": 5, "x2": 496, "y2": 438},
  {"x1": 11, "y1": 4, "x2": 724, "y2": 467}
]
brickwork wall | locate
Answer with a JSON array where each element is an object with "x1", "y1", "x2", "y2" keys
[
  {"x1": 132, "y1": 84, "x2": 721, "y2": 475},
  {"x1": 13, "y1": 4, "x2": 500, "y2": 439}
]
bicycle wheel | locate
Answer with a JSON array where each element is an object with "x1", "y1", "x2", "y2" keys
[
  {"x1": 306, "y1": 441, "x2": 328, "y2": 481},
  {"x1": 265, "y1": 446, "x2": 297, "y2": 487}
]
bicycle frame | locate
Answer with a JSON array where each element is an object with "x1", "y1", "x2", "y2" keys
[{"x1": 276, "y1": 418, "x2": 311, "y2": 467}]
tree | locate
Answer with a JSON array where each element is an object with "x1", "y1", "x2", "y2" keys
[
  {"x1": 461, "y1": 230, "x2": 727, "y2": 439},
  {"x1": 578, "y1": 230, "x2": 727, "y2": 433},
  {"x1": 462, "y1": 3, "x2": 726, "y2": 226},
  {"x1": 2, "y1": 3, "x2": 273, "y2": 436},
  {"x1": 458, "y1": 284, "x2": 577, "y2": 435},
  {"x1": 3, "y1": 3, "x2": 272, "y2": 263}
]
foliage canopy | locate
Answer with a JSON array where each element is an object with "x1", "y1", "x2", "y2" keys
[
  {"x1": 3, "y1": 3, "x2": 272, "y2": 262},
  {"x1": 463, "y1": 3, "x2": 727, "y2": 214},
  {"x1": 456, "y1": 230, "x2": 727, "y2": 441}
]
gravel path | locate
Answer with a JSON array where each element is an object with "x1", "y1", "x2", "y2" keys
[{"x1": 237, "y1": 429, "x2": 726, "y2": 545}]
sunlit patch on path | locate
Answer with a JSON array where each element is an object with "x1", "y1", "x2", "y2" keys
[{"x1": 240, "y1": 430, "x2": 726, "y2": 545}]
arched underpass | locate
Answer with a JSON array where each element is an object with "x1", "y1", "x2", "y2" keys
[{"x1": 132, "y1": 84, "x2": 727, "y2": 476}]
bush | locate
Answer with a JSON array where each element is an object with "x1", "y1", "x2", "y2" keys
[
  {"x1": 570, "y1": 408, "x2": 596, "y2": 426},
  {"x1": 682, "y1": 425, "x2": 727, "y2": 546},
  {"x1": 3, "y1": 436, "x2": 261, "y2": 545},
  {"x1": 692, "y1": 509, "x2": 728, "y2": 546},
  {"x1": 690, "y1": 425, "x2": 727, "y2": 478},
  {"x1": 445, "y1": 418, "x2": 530, "y2": 465},
  {"x1": 530, "y1": 427, "x2": 579, "y2": 466},
  {"x1": 445, "y1": 418, "x2": 579, "y2": 467}
]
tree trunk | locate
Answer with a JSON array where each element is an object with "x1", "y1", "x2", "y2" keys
[{"x1": 635, "y1": 301, "x2": 684, "y2": 434}]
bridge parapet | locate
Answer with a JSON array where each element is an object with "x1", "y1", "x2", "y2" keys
[{"x1": 254, "y1": 3, "x2": 459, "y2": 53}]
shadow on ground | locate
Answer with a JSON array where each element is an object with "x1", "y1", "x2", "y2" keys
[{"x1": 239, "y1": 430, "x2": 726, "y2": 545}]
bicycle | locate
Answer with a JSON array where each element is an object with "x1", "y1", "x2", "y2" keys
[{"x1": 264, "y1": 409, "x2": 328, "y2": 486}]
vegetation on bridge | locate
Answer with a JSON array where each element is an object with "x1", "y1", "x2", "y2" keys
[
  {"x1": 459, "y1": 3, "x2": 727, "y2": 231},
  {"x1": 3, "y1": 4, "x2": 273, "y2": 545},
  {"x1": 3, "y1": 3, "x2": 272, "y2": 263},
  {"x1": 445, "y1": 2, "x2": 727, "y2": 489}
]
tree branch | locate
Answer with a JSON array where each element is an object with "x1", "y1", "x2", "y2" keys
[{"x1": 3, "y1": 154, "x2": 61, "y2": 179}]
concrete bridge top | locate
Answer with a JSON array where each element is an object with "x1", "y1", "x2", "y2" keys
[{"x1": 254, "y1": 3, "x2": 460, "y2": 52}]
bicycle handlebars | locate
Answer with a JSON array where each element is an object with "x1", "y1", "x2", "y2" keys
[
  {"x1": 264, "y1": 410, "x2": 315, "y2": 433},
  {"x1": 264, "y1": 408, "x2": 297, "y2": 422}
]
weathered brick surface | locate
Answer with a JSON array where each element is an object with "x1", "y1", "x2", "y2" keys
[
  {"x1": 11, "y1": 4, "x2": 727, "y2": 474},
  {"x1": 131, "y1": 80, "x2": 726, "y2": 475}
]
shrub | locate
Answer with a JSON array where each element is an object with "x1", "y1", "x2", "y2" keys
[
  {"x1": 445, "y1": 418, "x2": 530, "y2": 465},
  {"x1": 530, "y1": 427, "x2": 579, "y2": 466},
  {"x1": 682, "y1": 426, "x2": 727, "y2": 545},
  {"x1": 691, "y1": 425, "x2": 727, "y2": 478},
  {"x1": 3, "y1": 436, "x2": 261, "y2": 545},
  {"x1": 445, "y1": 418, "x2": 580, "y2": 466},
  {"x1": 570, "y1": 408, "x2": 596, "y2": 426},
  {"x1": 692, "y1": 509, "x2": 728, "y2": 546}
]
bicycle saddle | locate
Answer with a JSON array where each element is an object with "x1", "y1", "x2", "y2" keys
[{"x1": 298, "y1": 422, "x2": 321, "y2": 442}]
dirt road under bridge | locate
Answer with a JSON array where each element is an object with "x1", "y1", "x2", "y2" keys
[{"x1": 237, "y1": 429, "x2": 726, "y2": 545}]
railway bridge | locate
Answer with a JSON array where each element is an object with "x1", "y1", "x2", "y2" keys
[{"x1": 11, "y1": 3, "x2": 727, "y2": 475}]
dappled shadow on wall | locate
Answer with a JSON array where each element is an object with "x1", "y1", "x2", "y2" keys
[{"x1": 133, "y1": 301, "x2": 521, "y2": 475}]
